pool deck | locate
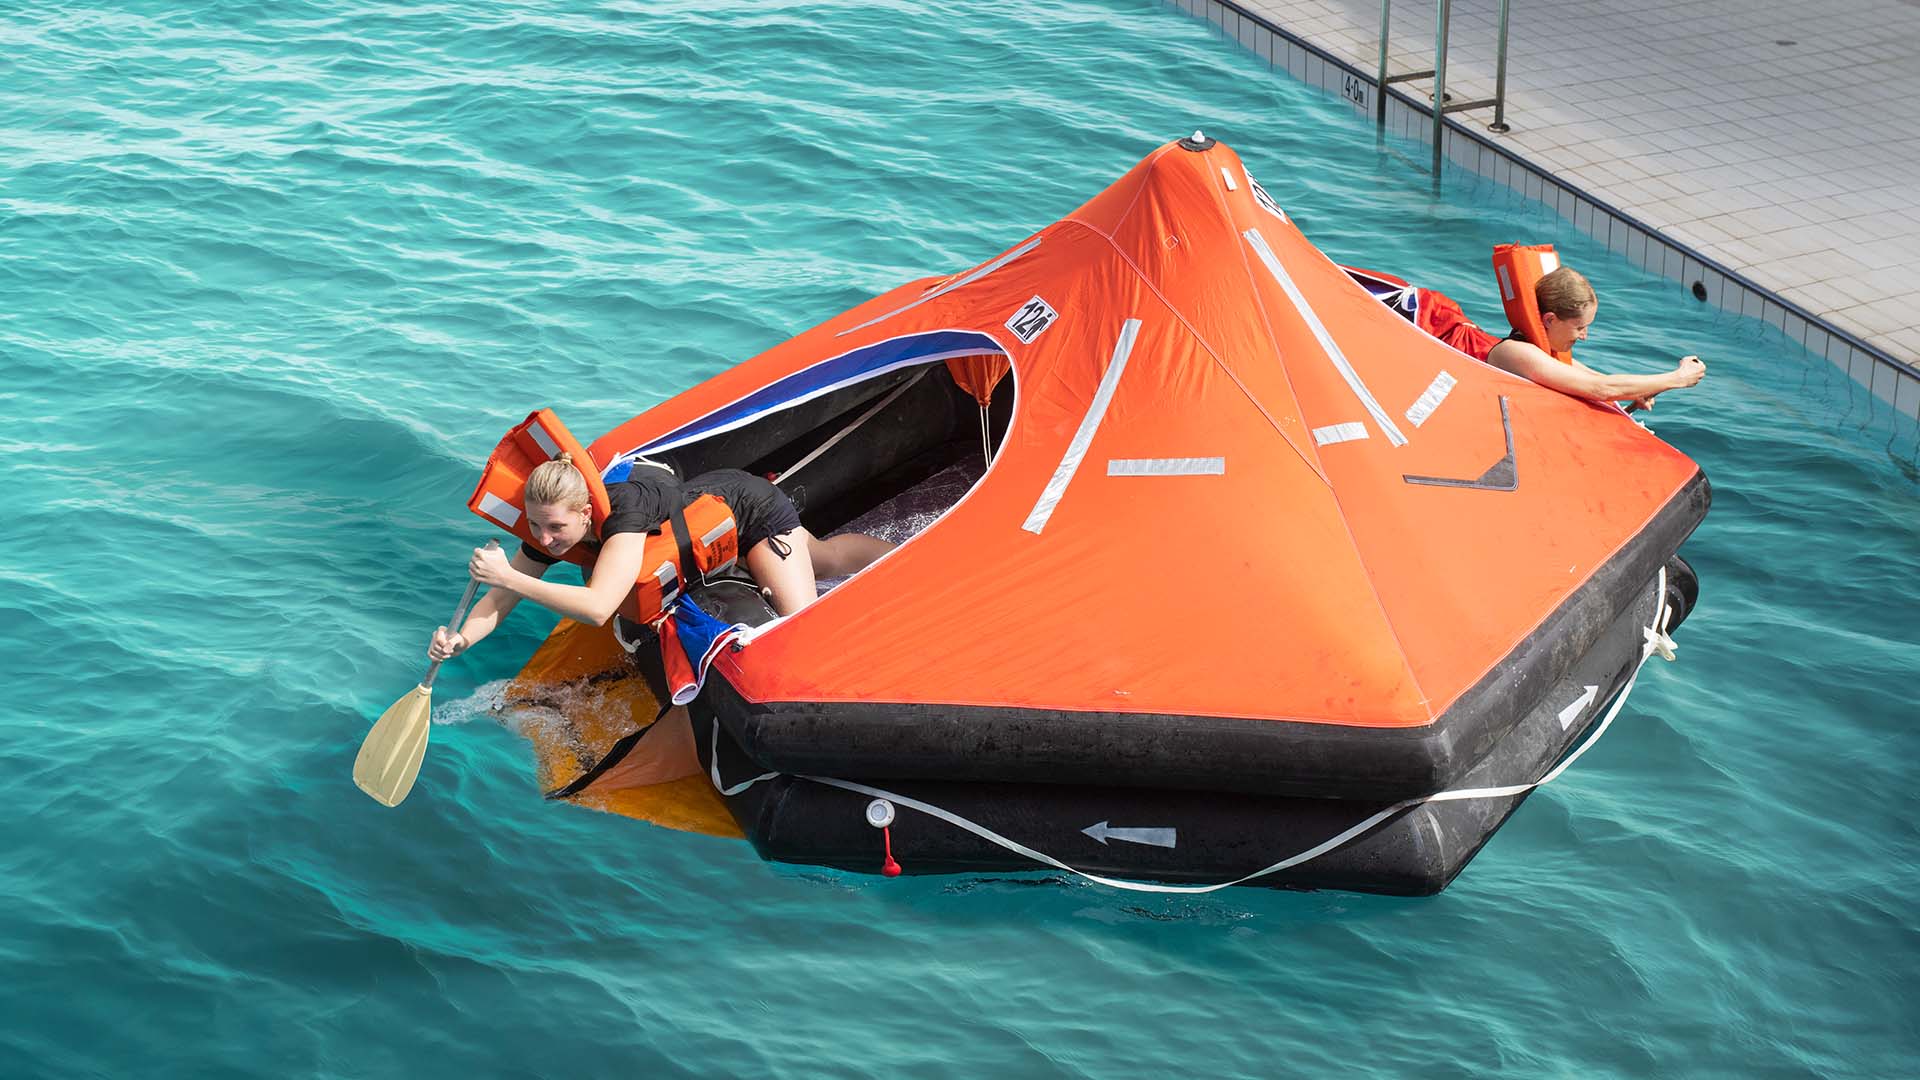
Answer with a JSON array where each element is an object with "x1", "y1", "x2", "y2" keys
[{"x1": 1173, "y1": 0, "x2": 1920, "y2": 421}]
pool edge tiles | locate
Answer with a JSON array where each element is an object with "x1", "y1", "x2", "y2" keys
[{"x1": 1170, "y1": 0, "x2": 1920, "y2": 425}]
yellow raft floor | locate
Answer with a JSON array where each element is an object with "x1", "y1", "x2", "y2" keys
[{"x1": 504, "y1": 619, "x2": 742, "y2": 839}]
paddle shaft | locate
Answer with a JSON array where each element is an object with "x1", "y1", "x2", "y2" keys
[{"x1": 420, "y1": 539, "x2": 498, "y2": 692}]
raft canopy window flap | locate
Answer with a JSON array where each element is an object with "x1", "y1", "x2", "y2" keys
[{"x1": 605, "y1": 329, "x2": 1007, "y2": 468}]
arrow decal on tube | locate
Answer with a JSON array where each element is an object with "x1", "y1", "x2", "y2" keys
[
  {"x1": 1558, "y1": 685, "x2": 1600, "y2": 729},
  {"x1": 1082, "y1": 821, "x2": 1178, "y2": 848}
]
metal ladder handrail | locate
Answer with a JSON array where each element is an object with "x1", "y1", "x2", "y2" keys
[{"x1": 1376, "y1": 0, "x2": 1512, "y2": 176}]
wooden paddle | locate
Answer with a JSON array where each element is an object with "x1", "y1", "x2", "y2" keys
[{"x1": 352, "y1": 540, "x2": 498, "y2": 807}]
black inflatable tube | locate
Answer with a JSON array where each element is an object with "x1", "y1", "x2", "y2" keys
[
  {"x1": 694, "y1": 559, "x2": 1687, "y2": 893},
  {"x1": 707, "y1": 470, "x2": 1709, "y2": 801}
]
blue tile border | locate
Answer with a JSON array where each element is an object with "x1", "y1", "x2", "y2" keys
[{"x1": 1173, "y1": 0, "x2": 1920, "y2": 422}]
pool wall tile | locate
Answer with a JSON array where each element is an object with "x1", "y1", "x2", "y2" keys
[
  {"x1": 1806, "y1": 325, "x2": 1832, "y2": 367},
  {"x1": 1872, "y1": 355, "x2": 1901, "y2": 408},
  {"x1": 1174, "y1": 0, "x2": 1920, "y2": 423},
  {"x1": 1827, "y1": 336, "x2": 1852, "y2": 376},
  {"x1": 1784, "y1": 311, "x2": 1808, "y2": 347},
  {"x1": 1804, "y1": 326, "x2": 1835, "y2": 367},
  {"x1": 1851, "y1": 346, "x2": 1879, "y2": 389}
]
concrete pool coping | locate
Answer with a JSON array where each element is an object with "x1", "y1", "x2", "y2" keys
[{"x1": 1169, "y1": 0, "x2": 1920, "y2": 424}]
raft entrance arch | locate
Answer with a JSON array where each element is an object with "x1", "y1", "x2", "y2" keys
[{"x1": 601, "y1": 330, "x2": 1017, "y2": 580}]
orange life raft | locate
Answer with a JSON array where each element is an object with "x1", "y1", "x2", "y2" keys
[{"x1": 498, "y1": 136, "x2": 1708, "y2": 895}]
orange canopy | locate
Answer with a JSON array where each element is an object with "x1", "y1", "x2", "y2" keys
[{"x1": 588, "y1": 138, "x2": 1700, "y2": 730}]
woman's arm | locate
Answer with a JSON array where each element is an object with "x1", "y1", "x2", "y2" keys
[
  {"x1": 428, "y1": 549, "x2": 548, "y2": 661},
  {"x1": 1486, "y1": 339, "x2": 1704, "y2": 404},
  {"x1": 467, "y1": 531, "x2": 648, "y2": 627}
]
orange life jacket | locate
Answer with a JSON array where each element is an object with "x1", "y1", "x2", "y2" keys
[
  {"x1": 467, "y1": 409, "x2": 740, "y2": 625},
  {"x1": 1492, "y1": 243, "x2": 1573, "y2": 363}
]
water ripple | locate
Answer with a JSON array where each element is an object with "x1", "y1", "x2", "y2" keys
[{"x1": 2, "y1": 0, "x2": 1915, "y2": 1076}]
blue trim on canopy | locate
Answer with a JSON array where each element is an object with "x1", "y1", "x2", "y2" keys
[{"x1": 613, "y1": 329, "x2": 1004, "y2": 465}]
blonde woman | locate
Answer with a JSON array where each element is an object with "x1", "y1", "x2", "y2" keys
[
  {"x1": 427, "y1": 457, "x2": 892, "y2": 663},
  {"x1": 1486, "y1": 266, "x2": 1706, "y2": 410}
]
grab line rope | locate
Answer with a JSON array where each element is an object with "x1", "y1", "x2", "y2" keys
[{"x1": 708, "y1": 571, "x2": 1674, "y2": 893}]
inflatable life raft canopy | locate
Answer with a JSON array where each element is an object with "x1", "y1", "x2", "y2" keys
[{"x1": 542, "y1": 135, "x2": 1709, "y2": 808}]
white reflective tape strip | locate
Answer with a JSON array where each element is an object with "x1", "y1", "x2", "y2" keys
[
  {"x1": 838, "y1": 238, "x2": 1042, "y2": 336},
  {"x1": 1497, "y1": 264, "x2": 1516, "y2": 302},
  {"x1": 1313, "y1": 422, "x2": 1369, "y2": 446},
  {"x1": 1220, "y1": 167, "x2": 1237, "y2": 191},
  {"x1": 1106, "y1": 457, "x2": 1225, "y2": 476},
  {"x1": 477, "y1": 492, "x2": 521, "y2": 528},
  {"x1": 1244, "y1": 229, "x2": 1408, "y2": 447},
  {"x1": 527, "y1": 422, "x2": 561, "y2": 459},
  {"x1": 1022, "y1": 319, "x2": 1142, "y2": 535},
  {"x1": 1539, "y1": 250, "x2": 1560, "y2": 273},
  {"x1": 701, "y1": 517, "x2": 736, "y2": 547},
  {"x1": 654, "y1": 562, "x2": 677, "y2": 587},
  {"x1": 1404, "y1": 371, "x2": 1457, "y2": 427}
]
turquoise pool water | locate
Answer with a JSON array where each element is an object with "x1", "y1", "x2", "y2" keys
[{"x1": 4, "y1": 1, "x2": 1915, "y2": 1075}]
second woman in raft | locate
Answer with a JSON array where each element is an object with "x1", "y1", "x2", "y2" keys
[
  {"x1": 427, "y1": 458, "x2": 894, "y2": 664},
  {"x1": 1435, "y1": 265, "x2": 1707, "y2": 409}
]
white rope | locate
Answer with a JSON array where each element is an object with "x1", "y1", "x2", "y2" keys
[
  {"x1": 706, "y1": 570, "x2": 1675, "y2": 893},
  {"x1": 773, "y1": 368, "x2": 928, "y2": 486},
  {"x1": 708, "y1": 729, "x2": 779, "y2": 796}
]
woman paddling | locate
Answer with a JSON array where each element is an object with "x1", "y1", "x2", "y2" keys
[{"x1": 428, "y1": 455, "x2": 892, "y2": 664}]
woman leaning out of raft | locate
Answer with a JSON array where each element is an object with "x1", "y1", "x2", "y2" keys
[
  {"x1": 1486, "y1": 266, "x2": 1706, "y2": 410},
  {"x1": 427, "y1": 454, "x2": 894, "y2": 664}
]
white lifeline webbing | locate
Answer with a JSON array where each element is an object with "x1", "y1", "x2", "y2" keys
[
  {"x1": 1243, "y1": 228, "x2": 1408, "y2": 447},
  {"x1": 706, "y1": 569, "x2": 1676, "y2": 894}
]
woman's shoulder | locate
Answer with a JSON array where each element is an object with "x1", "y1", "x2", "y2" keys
[{"x1": 603, "y1": 471, "x2": 682, "y2": 536}]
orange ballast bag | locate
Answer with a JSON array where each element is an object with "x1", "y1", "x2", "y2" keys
[
  {"x1": 1492, "y1": 243, "x2": 1573, "y2": 363},
  {"x1": 468, "y1": 409, "x2": 740, "y2": 625}
]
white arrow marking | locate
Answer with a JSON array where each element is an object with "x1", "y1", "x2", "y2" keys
[
  {"x1": 1082, "y1": 821, "x2": 1178, "y2": 848},
  {"x1": 1558, "y1": 685, "x2": 1600, "y2": 729}
]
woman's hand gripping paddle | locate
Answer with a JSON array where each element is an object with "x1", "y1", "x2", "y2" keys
[{"x1": 353, "y1": 540, "x2": 499, "y2": 807}]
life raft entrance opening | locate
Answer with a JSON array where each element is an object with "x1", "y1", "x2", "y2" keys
[{"x1": 603, "y1": 335, "x2": 1017, "y2": 590}]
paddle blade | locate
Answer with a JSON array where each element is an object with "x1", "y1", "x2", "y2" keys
[{"x1": 354, "y1": 685, "x2": 433, "y2": 807}]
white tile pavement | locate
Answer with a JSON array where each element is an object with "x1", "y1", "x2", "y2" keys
[{"x1": 1171, "y1": 0, "x2": 1920, "y2": 419}]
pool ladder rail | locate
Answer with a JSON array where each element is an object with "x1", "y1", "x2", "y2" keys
[{"x1": 1375, "y1": 0, "x2": 1513, "y2": 176}]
